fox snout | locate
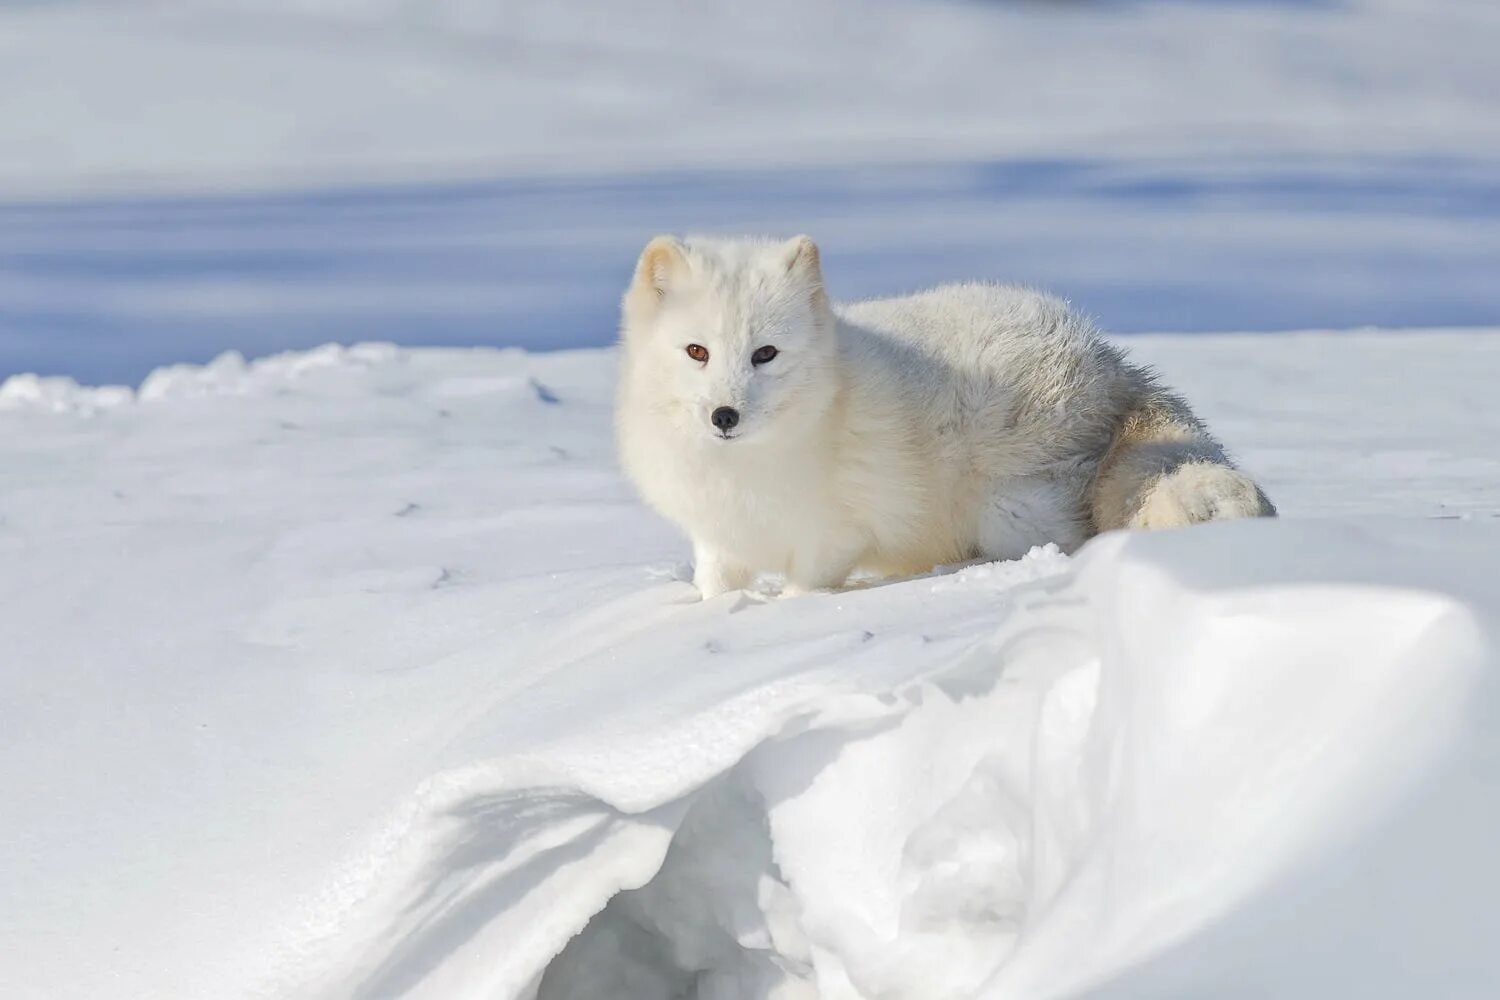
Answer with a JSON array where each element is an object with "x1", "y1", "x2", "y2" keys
[{"x1": 710, "y1": 406, "x2": 740, "y2": 433}]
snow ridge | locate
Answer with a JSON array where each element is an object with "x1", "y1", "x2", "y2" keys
[
  {"x1": 299, "y1": 526, "x2": 1493, "y2": 999},
  {"x1": 0, "y1": 342, "x2": 403, "y2": 412}
]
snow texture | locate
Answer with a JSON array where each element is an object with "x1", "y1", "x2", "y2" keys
[{"x1": 3, "y1": 334, "x2": 1499, "y2": 998}]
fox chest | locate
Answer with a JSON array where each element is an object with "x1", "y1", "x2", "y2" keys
[{"x1": 651, "y1": 450, "x2": 858, "y2": 563}]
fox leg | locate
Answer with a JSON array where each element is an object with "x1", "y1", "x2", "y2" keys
[
  {"x1": 783, "y1": 538, "x2": 865, "y2": 596},
  {"x1": 1092, "y1": 398, "x2": 1276, "y2": 532},
  {"x1": 692, "y1": 541, "x2": 753, "y2": 599}
]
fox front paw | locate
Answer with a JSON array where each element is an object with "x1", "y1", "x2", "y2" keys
[
  {"x1": 782, "y1": 559, "x2": 858, "y2": 597},
  {"x1": 692, "y1": 545, "x2": 752, "y2": 599}
]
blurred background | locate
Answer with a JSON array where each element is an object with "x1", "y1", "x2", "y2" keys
[{"x1": 0, "y1": 0, "x2": 1496, "y2": 385}]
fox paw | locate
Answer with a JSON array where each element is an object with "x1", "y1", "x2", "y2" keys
[{"x1": 1131, "y1": 463, "x2": 1275, "y2": 530}]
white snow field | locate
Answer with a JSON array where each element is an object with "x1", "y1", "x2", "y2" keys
[
  {"x1": 3, "y1": 331, "x2": 1499, "y2": 998},
  {"x1": 3, "y1": 1, "x2": 1499, "y2": 996}
]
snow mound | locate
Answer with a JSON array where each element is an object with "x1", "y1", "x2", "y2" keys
[
  {"x1": 3, "y1": 337, "x2": 1498, "y2": 998},
  {"x1": 137, "y1": 343, "x2": 401, "y2": 401},
  {"x1": 0, "y1": 372, "x2": 133, "y2": 414},
  {"x1": 300, "y1": 522, "x2": 1496, "y2": 1000},
  {"x1": 0, "y1": 342, "x2": 408, "y2": 410}
]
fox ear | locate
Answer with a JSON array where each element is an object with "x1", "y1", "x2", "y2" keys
[
  {"x1": 779, "y1": 236, "x2": 830, "y2": 317},
  {"x1": 632, "y1": 235, "x2": 689, "y2": 300},
  {"x1": 779, "y1": 235, "x2": 822, "y2": 283}
]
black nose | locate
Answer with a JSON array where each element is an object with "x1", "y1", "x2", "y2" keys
[{"x1": 711, "y1": 406, "x2": 740, "y2": 432}]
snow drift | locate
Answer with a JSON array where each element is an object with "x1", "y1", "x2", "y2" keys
[
  {"x1": 2, "y1": 336, "x2": 1499, "y2": 998},
  {"x1": 307, "y1": 524, "x2": 1495, "y2": 1000}
]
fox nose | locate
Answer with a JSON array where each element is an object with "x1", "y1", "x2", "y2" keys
[{"x1": 711, "y1": 406, "x2": 740, "y2": 432}]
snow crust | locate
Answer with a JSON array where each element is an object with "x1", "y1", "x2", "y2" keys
[{"x1": 2, "y1": 334, "x2": 1499, "y2": 998}]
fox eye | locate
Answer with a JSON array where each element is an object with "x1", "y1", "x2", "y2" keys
[
  {"x1": 685, "y1": 344, "x2": 709, "y2": 363},
  {"x1": 751, "y1": 345, "x2": 778, "y2": 365}
]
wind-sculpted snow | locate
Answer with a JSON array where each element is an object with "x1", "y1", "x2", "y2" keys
[
  {"x1": 2, "y1": 337, "x2": 1499, "y2": 998},
  {"x1": 303, "y1": 528, "x2": 1492, "y2": 999}
]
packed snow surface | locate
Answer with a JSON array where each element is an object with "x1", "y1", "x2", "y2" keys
[{"x1": 3, "y1": 332, "x2": 1499, "y2": 998}]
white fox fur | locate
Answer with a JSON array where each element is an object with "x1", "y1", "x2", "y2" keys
[{"x1": 616, "y1": 235, "x2": 1274, "y2": 598}]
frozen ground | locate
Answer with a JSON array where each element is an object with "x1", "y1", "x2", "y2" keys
[{"x1": 2, "y1": 332, "x2": 1499, "y2": 998}]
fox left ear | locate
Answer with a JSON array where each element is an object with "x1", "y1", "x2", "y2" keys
[
  {"x1": 779, "y1": 235, "x2": 830, "y2": 315},
  {"x1": 779, "y1": 235, "x2": 822, "y2": 283},
  {"x1": 632, "y1": 235, "x2": 689, "y2": 300},
  {"x1": 623, "y1": 235, "x2": 690, "y2": 328}
]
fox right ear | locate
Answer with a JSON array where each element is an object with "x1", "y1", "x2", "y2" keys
[{"x1": 631, "y1": 235, "x2": 689, "y2": 301}]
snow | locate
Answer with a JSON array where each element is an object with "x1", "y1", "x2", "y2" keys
[
  {"x1": 3, "y1": 333, "x2": 1499, "y2": 998},
  {"x1": 4, "y1": 1, "x2": 1499, "y2": 995}
]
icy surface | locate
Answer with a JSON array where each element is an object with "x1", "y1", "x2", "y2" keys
[{"x1": 2, "y1": 334, "x2": 1499, "y2": 998}]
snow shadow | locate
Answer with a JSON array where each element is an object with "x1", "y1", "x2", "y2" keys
[
  {"x1": 534, "y1": 778, "x2": 810, "y2": 1000},
  {"x1": 350, "y1": 788, "x2": 678, "y2": 1000}
]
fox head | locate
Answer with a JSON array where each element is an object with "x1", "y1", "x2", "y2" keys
[{"x1": 620, "y1": 235, "x2": 838, "y2": 445}]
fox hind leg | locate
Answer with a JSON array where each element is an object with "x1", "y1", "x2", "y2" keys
[
  {"x1": 1092, "y1": 397, "x2": 1275, "y2": 532},
  {"x1": 1130, "y1": 460, "x2": 1276, "y2": 529}
]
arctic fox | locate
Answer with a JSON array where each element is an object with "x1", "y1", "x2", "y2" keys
[{"x1": 616, "y1": 235, "x2": 1275, "y2": 598}]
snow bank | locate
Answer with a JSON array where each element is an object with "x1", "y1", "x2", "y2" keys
[
  {"x1": 2, "y1": 336, "x2": 1498, "y2": 998},
  {"x1": 137, "y1": 342, "x2": 400, "y2": 401},
  {"x1": 0, "y1": 372, "x2": 133, "y2": 415},
  {"x1": 0, "y1": 342, "x2": 405, "y2": 411},
  {"x1": 305, "y1": 523, "x2": 1495, "y2": 999}
]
